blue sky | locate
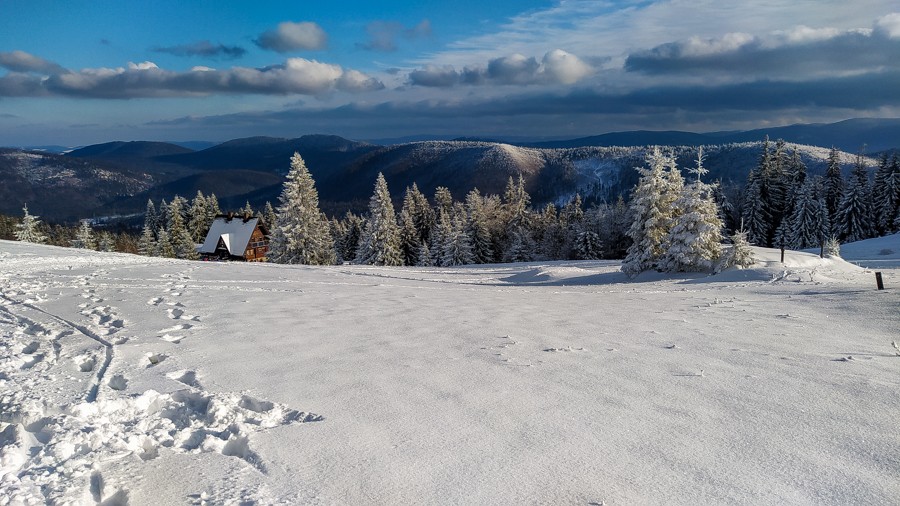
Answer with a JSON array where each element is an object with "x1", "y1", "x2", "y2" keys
[{"x1": 2, "y1": 0, "x2": 899, "y2": 146}]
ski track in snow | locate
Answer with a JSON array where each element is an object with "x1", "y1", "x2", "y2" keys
[{"x1": 0, "y1": 258, "x2": 323, "y2": 505}]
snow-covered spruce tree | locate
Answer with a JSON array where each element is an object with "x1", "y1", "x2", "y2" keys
[
  {"x1": 504, "y1": 228, "x2": 535, "y2": 263},
  {"x1": 339, "y1": 211, "x2": 364, "y2": 262},
  {"x1": 465, "y1": 189, "x2": 495, "y2": 264},
  {"x1": 772, "y1": 219, "x2": 793, "y2": 250},
  {"x1": 575, "y1": 230, "x2": 603, "y2": 260},
  {"x1": 263, "y1": 201, "x2": 277, "y2": 230},
  {"x1": 788, "y1": 178, "x2": 830, "y2": 250},
  {"x1": 142, "y1": 199, "x2": 160, "y2": 239},
  {"x1": 167, "y1": 196, "x2": 199, "y2": 260},
  {"x1": 241, "y1": 201, "x2": 254, "y2": 220},
  {"x1": 824, "y1": 235, "x2": 841, "y2": 257},
  {"x1": 873, "y1": 153, "x2": 900, "y2": 234},
  {"x1": 205, "y1": 194, "x2": 221, "y2": 224},
  {"x1": 741, "y1": 168, "x2": 769, "y2": 247},
  {"x1": 404, "y1": 183, "x2": 434, "y2": 247},
  {"x1": 659, "y1": 148, "x2": 723, "y2": 273},
  {"x1": 721, "y1": 228, "x2": 755, "y2": 269},
  {"x1": 622, "y1": 147, "x2": 682, "y2": 276},
  {"x1": 440, "y1": 204, "x2": 475, "y2": 266},
  {"x1": 355, "y1": 172, "x2": 403, "y2": 266},
  {"x1": 138, "y1": 223, "x2": 157, "y2": 256},
  {"x1": 154, "y1": 228, "x2": 176, "y2": 258},
  {"x1": 398, "y1": 209, "x2": 420, "y2": 266},
  {"x1": 268, "y1": 153, "x2": 336, "y2": 265},
  {"x1": 14, "y1": 204, "x2": 47, "y2": 244},
  {"x1": 823, "y1": 147, "x2": 844, "y2": 232},
  {"x1": 835, "y1": 154, "x2": 873, "y2": 243},
  {"x1": 187, "y1": 191, "x2": 210, "y2": 243},
  {"x1": 600, "y1": 196, "x2": 631, "y2": 259},
  {"x1": 97, "y1": 232, "x2": 116, "y2": 252},
  {"x1": 71, "y1": 220, "x2": 96, "y2": 250},
  {"x1": 417, "y1": 240, "x2": 434, "y2": 267}
]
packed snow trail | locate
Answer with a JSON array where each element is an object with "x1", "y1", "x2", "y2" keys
[{"x1": 1, "y1": 240, "x2": 899, "y2": 504}]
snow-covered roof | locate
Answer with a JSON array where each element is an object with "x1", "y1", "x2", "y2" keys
[{"x1": 199, "y1": 216, "x2": 260, "y2": 256}]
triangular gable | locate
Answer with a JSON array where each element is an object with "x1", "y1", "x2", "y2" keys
[{"x1": 199, "y1": 216, "x2": 261, "y2": 255}]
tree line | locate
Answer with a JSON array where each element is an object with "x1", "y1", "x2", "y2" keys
[
  {"x1": 9, "y1": 139, "x2": 899, "y2": 272},
  {"x1": 740, "y1": 138, "x2": 900, "y2": 250}
]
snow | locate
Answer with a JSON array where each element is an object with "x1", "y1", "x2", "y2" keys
[
  {"x1": 1, "y1": 237, "x2": 899, "y2": 505},
  {"x1": 198, "y1": 217, "x2": 259, "y2": 256}
]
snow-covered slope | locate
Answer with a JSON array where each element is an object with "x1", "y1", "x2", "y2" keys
[{"x1": 1, "y1": 240, "x2": 898, "y2": 504}]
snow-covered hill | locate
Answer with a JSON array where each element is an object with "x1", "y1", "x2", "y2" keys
[{"x1": 1, "y1": 238, "x2": 898, "y2": 504}]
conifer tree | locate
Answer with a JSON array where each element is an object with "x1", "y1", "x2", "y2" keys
[
  {"x1": 417, "y1": 240, "x2": 434, "y2": 267},
  {"x1": 241, "y1": 201, "x2": 254, "y2": 220},
  {"x1": 440, "y1": 206, "x2": 475, "y2": 266},
  {"x1": 622, "y1": 148, "x2": 682, "y2": 275},
  {"x1": 167, "y1": 196, "x2": 199, "y2": 260},
  {"x1": 787, "y1": 178, "x2": 830, "y2": 249},
  {"x1": 504, "y1": 228, "x2": 535, "y2": 263},
  {"x1": 823, "y1": 147, "x2": 844, "y2": 231},
  {"x1": 741, "y1": 169, "x2": 769, "y2": 246},
  {"x1": 721, "y1": 227, "x2": 755, "y2": 269},
  {"x1": 138, "y1": 223, "x2": 157, "y2": 256},
  {"x1": 206, "y1": 194, "x2": 221, "y2": 223},
  {"x1": 15, "y1": 204, "x2": 47, "y2": 244},
  {"x1": 355, "y1": 173, "x2": 403, "y2": 266},
  {"x1": 873, "y1": 153, "x2": 900, "y2": 234},
  {"x1": 71, "y1": 220, "x2": 97, "y2": 250},
  {"x1": 268, "y1": 153, "x2": 336, "y2": 265},
  {"x1": 824, "y1": 236, "x2": 841, "y2": 257},
  {"x1": 434, "y1": 187, "x2": 454, "y2": 216},
  {"x1": 398, "y1": 209, "x2": 420, "y2": 266},
  {"x1": 143, "y1": 199, "x2": 159, "y2": 239},
  {"x1": 263, "y1": 201, "x2": 277, "y2": 230},
  {"x1": 574, "y1": 230, "x2": 603, "y2": 260},
  {"x1": 187, "y1": 191, "x2": 210, "y2": 243},
  {"x1": 600, "y1": 196, "x2": 631, "y2": 259},
  {"x1": 97, "y1": 232, "x2": 116, "y2": 252},
  {"x1": 404, "y1": 183, "x2": 434, "y2": 246},
  {"x1": 659, "y1": 148, "x2": 723, "y2": 272},
  {"x1": 339, "y1": 212, "x2": 364, "y2": 262},
  {"x1": 154, "y1": 228, "x2": 176, "y2": 258},
  {"x1": 465, "y1": 189, "x2": 494, "y2": 264},
  {"x1": 835, "y1": 154, "x2": 873, "y2": 242}
]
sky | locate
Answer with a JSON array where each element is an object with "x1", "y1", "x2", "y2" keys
[{"x1": 1, "y1": 0, "x2": 900, "y2": 146}]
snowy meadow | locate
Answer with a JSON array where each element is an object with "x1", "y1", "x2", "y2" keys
[{"x1": 1, "y1": 238, "x2": 899, "y2": 505}]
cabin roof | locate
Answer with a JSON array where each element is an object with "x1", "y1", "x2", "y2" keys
[{"x1": 199, "y1": 216, "x2": 262, "y2": 256}]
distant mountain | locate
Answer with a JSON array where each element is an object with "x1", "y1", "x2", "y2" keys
[
  {"x1": 158, "y1": 134, "x2": 381, "y2": 176},
  {"x1": 710, "y1": 118, "x2": 900, "y2": 153},
  {"x1": 68, "y1": 141, "x2": 194, "y2": 159},
  {"x1": 526, "y1": 131, "x2": 714, "y2": 149},
  {"x1": 19, "y1": 145, "x2": 73, "y2": 154},
  {"x1": 522, "y1": 118, "x2": 900, "y2": 152},
  {"x1": 0, "y1": 149, "x2": 153, "y2": 220},
  {"x1": 4, "y1": 117, "x2": 893, "y2": 223}
]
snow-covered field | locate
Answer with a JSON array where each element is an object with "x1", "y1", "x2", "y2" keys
[{"x1": 1, "y1": 238, "x2": 898, "y2": 505}]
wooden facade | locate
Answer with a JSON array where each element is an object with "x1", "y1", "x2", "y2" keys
[{"x1": 244, "y1": 226, "x2": 269, "y2": 262}]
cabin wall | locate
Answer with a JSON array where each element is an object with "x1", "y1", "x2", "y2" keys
[{"x1": 244, "y1": 228, "x2": 269, "y2": 262}]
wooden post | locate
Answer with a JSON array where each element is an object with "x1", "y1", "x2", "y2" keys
[
  {"x1": 780, "y1": 247, "x2": 785, "y2": 263},
  {"x1": 875, "y1": 272, "x2": 884, "y2": 290}
]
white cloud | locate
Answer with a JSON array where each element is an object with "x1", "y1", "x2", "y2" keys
[
  {"x1": 0, "y1": 50, "x2": 65, "y2": 74},
  {"x1": 409, "y1": 50, "x2": 593, "y2": 87},
  {"x1": 0, "y1": 57, "x2": 383, "y2": 98},
  {"x1": 256, "y1": 21, "x2": 327, "y2": 52},
  {"x1": 874, "y1": 12, "x2": 900, "y2": 38},
  {"x1": 540, "y1": 49, "x2": 592, "y2": 84}
]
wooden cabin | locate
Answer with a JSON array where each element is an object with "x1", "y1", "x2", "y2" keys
[{"x1": 198, "y1": 214, "x2": 269, "y2": 262}]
